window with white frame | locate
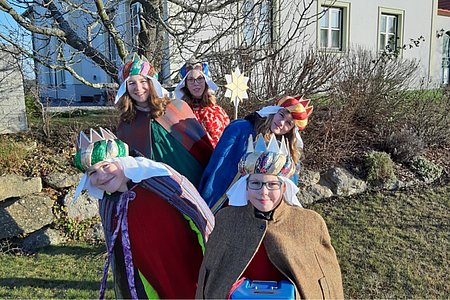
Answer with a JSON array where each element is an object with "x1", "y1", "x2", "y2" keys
[
  {"x1": 242, "y1": 0, "x2": 254, "y2": 45},
  {"x1": 57, "y1": 69, "x2": 66, "y2": 88},
  {"x1": 46, "y1": 67, "x2": 54, "y2": 87},
  {"x1": 107, "y1": 7, "x2": 118, "y2": 64},
  {"x1": 318, "y1": 1, "x2": 349, "y2": 51},
  {"x1": 130, "y1": 3, "x2": 142, "y2": 47},
  {"x1": 320, "y1": 7, "x2": 342, "y2": 49},
  {"x1": 258, "y1": 0, "x2": 271, "y2": 47},
  {"x1": 379, "y1": 14, "x2": 397, "y2": 51},
  {"x1": 378, "y1": 8, "x2": 404, "y2": 54},
  {"x1": 42, "y1": 37, "x2": 54, "y2": 87},
  {"x1": 56, "y1": 40, "x2": 66, "y2": 88}
]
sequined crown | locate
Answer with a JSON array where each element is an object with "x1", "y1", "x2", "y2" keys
[
  {"x1": 238, "y1": 134, "x2": 296, "y2": 178},
  {"x1": 118, "y1": 53, "x2": 157, "y2": 84},
  {"x1": 74, "y1": 128, "x2": 129, "y2": 172}
]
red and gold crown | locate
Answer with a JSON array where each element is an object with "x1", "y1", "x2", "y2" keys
[{"x1": 276, "y1": 96, "x2": 313, "y2": 130}]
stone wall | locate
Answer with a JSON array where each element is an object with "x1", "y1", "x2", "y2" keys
[
  {"x1": 0, "y1": 46, "x2": 28, "y2": 134},
  {"x1": 0, "y1": 163, "x2": 444, "y2": 251}
]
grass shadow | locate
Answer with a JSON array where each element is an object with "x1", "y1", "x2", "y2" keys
[{"x1": 0, "y1": 277, "x2": 102, "y2": 291}]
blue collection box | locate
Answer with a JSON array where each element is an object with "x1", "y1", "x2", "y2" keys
[{"x1": 230, "y1": 279, "x2": 295, "y2": 299}]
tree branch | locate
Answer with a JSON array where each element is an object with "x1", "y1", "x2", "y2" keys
[
  {"x1": 0, "y1": 0, "x2": 66, "y2": 37},
  {"x1": 94, "y1": 0, "x2": 128, "y2": 60},
  {"x1": 42, "y1": 0, "x2": 118, "y2": 78}
]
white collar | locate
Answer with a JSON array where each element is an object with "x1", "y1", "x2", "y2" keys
[{"x1": 73, "y1": 156, "x2": 172, "y2": 204}]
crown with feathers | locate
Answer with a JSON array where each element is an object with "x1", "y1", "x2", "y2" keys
[
  {"x1": 74, "y1": 128, "x2": 129, "y2": 172},
  {"x1": 238, "y1": 134, "x2": 296, "y2": 178}
]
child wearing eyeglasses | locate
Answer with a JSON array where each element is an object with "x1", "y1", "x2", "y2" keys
[
  {"x1": 196, "y1": 134, "x2": 343, "y2": 299},
  {"x1": 199, "y1": 95, "x2": 313, "y2": 213},
  {"x1": 175, "y1": 62, "x2": 230, "y2": 147}
]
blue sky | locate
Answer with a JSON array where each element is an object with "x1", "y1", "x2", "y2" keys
[
  {"x1": 0, "y1": 3, "x2": 35, "y2": 79},
  {"x1": 0, "y1": 3, "x2": 25, "y2": 34}
]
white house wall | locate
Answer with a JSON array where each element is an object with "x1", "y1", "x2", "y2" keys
[
  {"x1": 33, "y1": 0, "x2": 135, "y2": 102},
  {"x1": 164, "y1": 1, "x2": 236, "y2": 83},
  {"x1": 32, "y1": 0, "x2": 449, "y2": 102},
  {"x1": 0, "y1": 47, "x2": 28, "y2": 134},
  {"x1": 291, "y1": 0, "x2": 436, "y2": 86}
]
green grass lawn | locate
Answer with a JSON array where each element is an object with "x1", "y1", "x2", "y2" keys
[
  {"x1": 0, "y1": 244, "x2": 114, "y2": 299},
  {"x1": 0, "y1": 184, "x2": 448, "y2": 298},
  {"x1": 48, "y1": 109, "x2": 119, "y2": 127},
  {"x1": 29, "y1": 109, "x2": 119, "y2": 129},
  {"x1": 310, "y1": 184, "x2": 449, "y2": 298}
]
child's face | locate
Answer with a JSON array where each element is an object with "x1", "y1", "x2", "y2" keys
[
  {"x1": 186, "y1": 69, "x2": 206, "y2": 99},
  {"x1": 247, "y1": 174, "x2": 285, "y2": 212},
  {"x1": 270, "y1": 108, "x2": 295, "y2": 135},
  {"x1": 88, "y1": 161, "x2": 128, "y2": 193},
  {"x1": 127, "y1": 75, "x2": 151, "y2": 107}
]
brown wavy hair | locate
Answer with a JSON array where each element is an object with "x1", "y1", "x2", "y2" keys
[
  {"x1": 181, "y1": 83, "x2": 217, "y2": 107},
  {"x1": 253, "y1": 110, "x2": 299, "y2": 164},
  {"x1": 115, "y1": 78, "x2": 169, "y2": 122}
]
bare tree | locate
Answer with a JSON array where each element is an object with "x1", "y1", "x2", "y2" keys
[{"x1": 0, "y1": 0, "x2": 327, "y2": 90}]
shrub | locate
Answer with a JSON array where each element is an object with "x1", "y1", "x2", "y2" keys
[
  {"x1": 399, "y1": 89, "x2": 450, "y2": 146},
  {"x1": 25, "y1": 93, "x2": 38, "y2": 116},
  {"x1": 365, "y1": 151, "x2": 397, "y2": 186},
  {"x1": 380, "y1": 127, "x2": 425, "y2": 164},
  {"x1": 211, "y1": 47, "x2": 342, "y2": 118},
  {"x1": 0, "y1": 138, "x2": 28, "y2": 175},
  {"x1": 328, "y1": 47, "x2": 419, "y2": 128},
  {"x1": 410, "y1": 156, "x2": 443, "y2": 183}
]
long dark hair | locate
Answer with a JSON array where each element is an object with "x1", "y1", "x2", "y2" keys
[
  {"x1": 246, "y1": 110, "x2": 299, "y2": 164},
  {"x1": 181, "y1": 84, "x2": 216, "y2": 107}
]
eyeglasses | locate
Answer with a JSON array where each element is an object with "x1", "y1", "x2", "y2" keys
[
  {"x1": 247, "y1": 180, "x2": 283, "y2": 190},
  {"x1": 186, "y1": 77, "x2": 205, "y2": 85}
]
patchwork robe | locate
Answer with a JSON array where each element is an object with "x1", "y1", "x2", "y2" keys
[
  {"x1": 99, "y1": 165, "x2": 214, "y2": 299},
  {"x1": 117, "y1": 99, "x2": 213, "y2": 187}
]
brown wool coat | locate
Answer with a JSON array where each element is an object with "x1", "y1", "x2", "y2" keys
[{"x1": 196, "y1": 200, "x2": 344, "y2": 299}]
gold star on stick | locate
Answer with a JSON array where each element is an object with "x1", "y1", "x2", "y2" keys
[{"x1": 225, "y1": 67, "x2": 249, "y2": 119}]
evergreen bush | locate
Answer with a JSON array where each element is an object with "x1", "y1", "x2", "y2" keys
[
  {"x1": 365, "y1": 151, "x2": 397, "y2": 186},
  {"x1": 410, "y1": 156, "x2": 443, "y2": 183}
]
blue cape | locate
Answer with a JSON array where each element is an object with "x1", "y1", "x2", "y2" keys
[{"x1": 198, "y1": 119, "x2": 255, "y2": 213}]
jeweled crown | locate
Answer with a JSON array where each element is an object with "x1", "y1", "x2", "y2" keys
[
  {"x1": 180, "y1": 62, "x2": 210, "y2": 78},
  {"x1": 118, "y1": 53, "x2": 157, "y2": 83},
  {"x1": 238, "y1": 134, "x2": 296, "y2": 178}
]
